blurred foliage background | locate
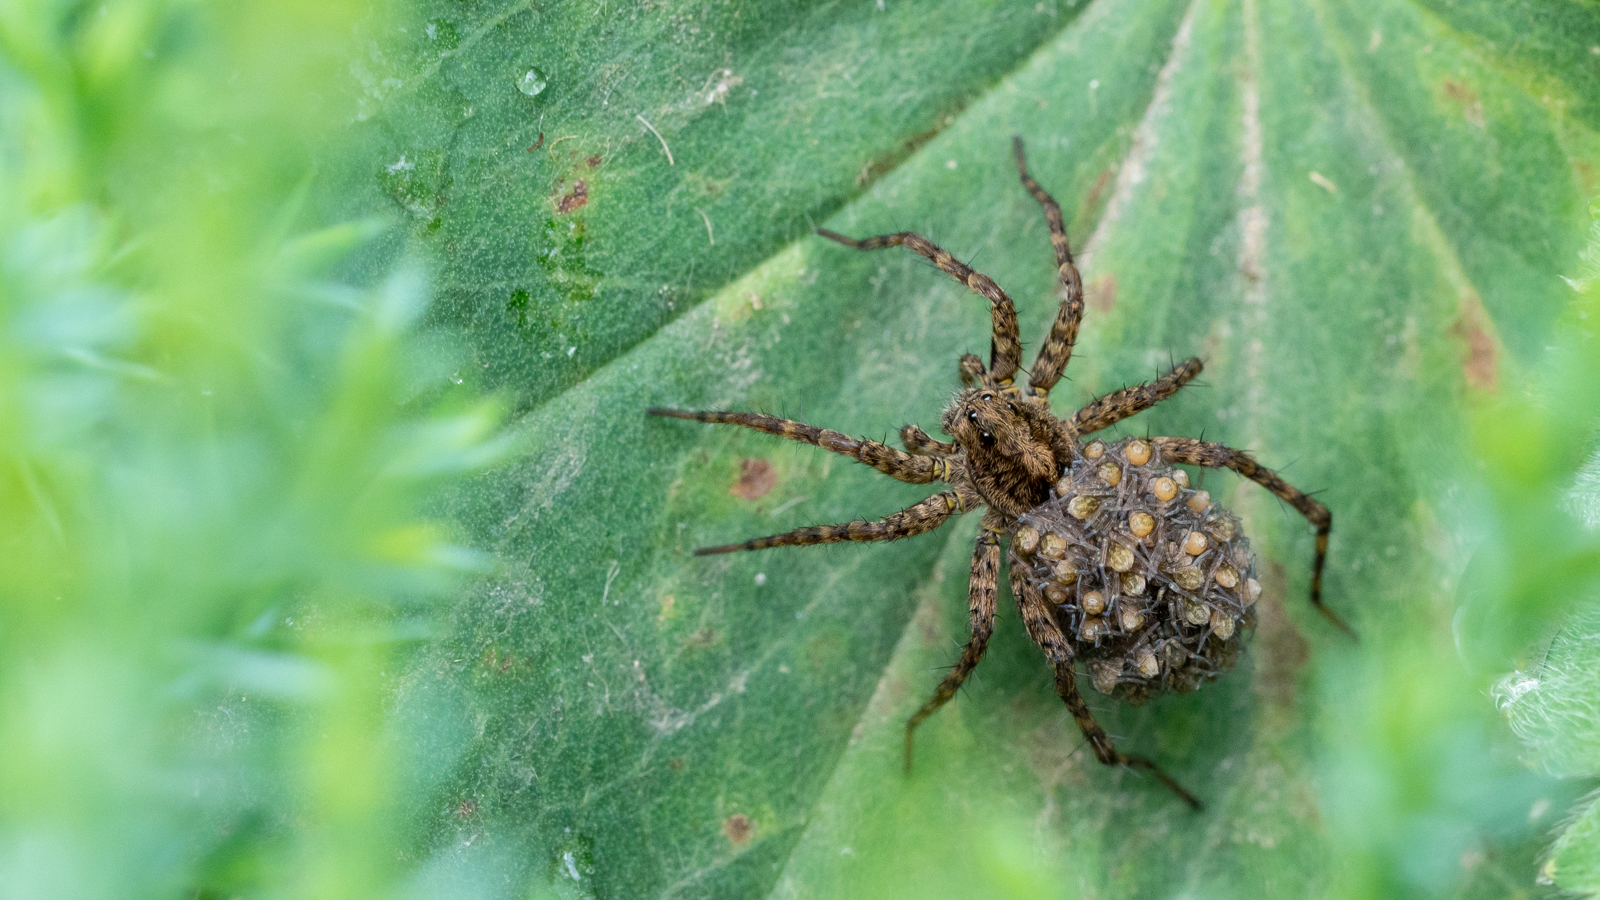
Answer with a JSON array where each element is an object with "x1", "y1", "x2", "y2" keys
[{"x1": 2, "y1": 0, "x2": 1599, "y2": 898}]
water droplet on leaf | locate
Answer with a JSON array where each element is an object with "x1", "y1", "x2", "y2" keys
[{"x1": 517, "y1": 67, "x2": 548, "y2": 96}]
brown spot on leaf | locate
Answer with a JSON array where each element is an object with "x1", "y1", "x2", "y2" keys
[
  {"x1": 913, "y1": 590, "x2": 945, "y2": 646},
  {"x1": 687, "y1": 627, "x2": 721, "y2": 649},
  {"x1": 480, "y1": 647, "x2": 521, "y2": 675},
  {"x1": 1078, "y1": 167, "x2": 1115, "y2": 223},
  {"x1": 722, "y1": 813, "x2": 754, "y2": 845},
  {"x1": 586, "y1": 155, "x2": 602, "y2": 168},
  {"x1": 1442, "y1": 79, "x2": 1476, "y2": 103},
  {"x1": 555, "y1": 179, "x2": 588, "y2": 214},
  {"x1": 1442, "y1": 79, "x2": 1485, "y2": 128},
  {"x1": 730, "y1": 458, "x2": 776, "y2": 501},
  {"x1": 1252, "y1": 560, "x2": 1309, "y2": 720},
  {"x1": 1086, "y1": 273, "x2": 1117, "y2": 313},
  {"x1": 1574, "y1": 159, "x2": 1596, "y2": 197},
  {"x1": 1020, "y1": 699, "x2": 1088, "y2": 811},
  {"x1": 1449, "y1": 298, "x2": 1499, "y2": 392},
  {"x1": 668, "y1": 757, "x2": 686, "y2": 771},
  {"x1": 855, "y1": 120, "x2": 947, "y2": 187},
  {"x1": 455, "y1": 798, "x2": 478, "y2": 818}
]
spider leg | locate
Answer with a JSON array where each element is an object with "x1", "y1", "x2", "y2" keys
[
  {"x1": 900, "y1": 424, "x2": 956, "y2": 457},
  {"x1": 1011, "y1": 136, "x2": 1085, "y2": 399},
  {"x1": 815, "y1": 229, "x2": 1022, "y2": 385},
  {"x1": 1052, "y1": 662, "x2": 1202, "y2": 810},
  {"x1": 959, "y1": 353, "x2": 987, "y2": 387},
  {"x1": 1149, "y1": 437, "x2": 1354, "y2": 638},
  {"x1": 1071, "y1": 358, "x2": 1205, "y2": 434},
  {"x1": 904, "y1": 522, "x2": 1001, "y2": 772},
  {"x1": 649, "y1": 408, "x2": 951, "y2": 485},
  {"x1": 1008, "y1": 559, "x2": 1074, "y2": 665},
  {"x1": 692, "y1": 490, "x2": 963, "y2": 556}
]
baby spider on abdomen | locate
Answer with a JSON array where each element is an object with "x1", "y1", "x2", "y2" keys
[{"x1": 649, "y1": 137, "x2": 1351, "y2": 810}]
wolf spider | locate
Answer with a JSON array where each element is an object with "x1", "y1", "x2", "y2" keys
[{"x1": 649, "y1": 138, "x2": 1350, "y2": 809}]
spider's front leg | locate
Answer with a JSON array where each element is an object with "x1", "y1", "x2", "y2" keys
[
  {"x1": 815, "y1": 229, "x2": 1023, "y2": 385},
  {"x1": 1052, "y1": 663, "x2": 1202, "y2": 810},
  {"x1": 691, "y1": 490, "x2": 968, "y2": 556},
  {"x1": 1150, "y1": 436, "x2": 1353, "y2": 637},
  {"x1": 647, "y1": 408, "x2": 950, "y2": 484},
  {"x1": 903, "y1": 518, "x2": 1001, "y2": 773},
  {"x1": 900, "y1": 424, "x2": 955, "y2": 457},
  {"x1": 1072, "y1": 357, "x2": 1204, "y2": 434},
  {"x1": 1012, "y1": 136, "x2": 1085, "y2": 399},
  {"x1": 958, "y1": 353, "x2": 988, "y2": 388}
]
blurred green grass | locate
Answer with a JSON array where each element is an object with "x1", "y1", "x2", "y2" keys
[
  {"x1": 3, "y1": 0, "x2": 1600, "y2": 898},
  {"x1": 0, "y1": 1, "x2": 508, "y2": 896}
]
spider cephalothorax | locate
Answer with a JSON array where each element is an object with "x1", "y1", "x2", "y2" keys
[
  {"x1": 649, "y1": 138, "x2": 1350, "y2": 810},
  {"x1": 940, "y1": 385, "x2": 1068, "y2": 516}
]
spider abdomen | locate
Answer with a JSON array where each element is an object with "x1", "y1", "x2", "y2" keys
[{"x1": 1009, "y1": 436, "x2": 1262, "y2": 706}]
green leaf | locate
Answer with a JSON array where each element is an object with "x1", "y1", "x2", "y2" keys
[
  {"x1": 1487, "y1": 249, "x2": 1600, "y2": 895},
  {"x1": 340, "y1": 0, "x2": 1118, "y2": 413},
  {"x1": 356, "y1": 0, "x2": 1600, "y2": 896},
  {"x1": 9, "y1": 0, "x2": 1600, "y2": 896}
]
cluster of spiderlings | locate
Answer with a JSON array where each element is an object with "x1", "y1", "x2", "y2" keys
[{"x1": 1008, "y1": 436, "x2": 1263, "y2": 705}]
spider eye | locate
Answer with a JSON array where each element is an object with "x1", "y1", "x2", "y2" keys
[
  {"x1": 979, "y1": 431, "x2": 995, "y2": 448},
  {"x1": 1007, "y1": 401, "x2": 1019, "y2": 414},
  {"x1": 981, "y1": 393, "x2": 993, "y2": 401},
  {"x1": 967, "y1": 410, "x2": 978, "y2": 423}
]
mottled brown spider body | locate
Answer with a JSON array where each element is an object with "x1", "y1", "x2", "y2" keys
[
  {"x1": 649, "y1": 138, "x2": 1350, "y2": 810},
  {"x1": 940, "y1": 387, "x2": 1065, "y2": 516}
]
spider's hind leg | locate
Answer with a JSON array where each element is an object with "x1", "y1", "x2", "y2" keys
[
  {"x1": 904, "y1": 523, "x2": 1000, "y2": 772},
  {"x1": 1009, "y1": 558, "x2": 1074, "y2": 664},
  {"x1": 1052, "y1": 663, "x2": 1202, "y2": 810},
  {"x1": 1150, "y1": 436, "x2": 1353, "y2": 638}
]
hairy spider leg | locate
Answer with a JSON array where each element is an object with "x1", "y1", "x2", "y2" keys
[
  {"x1": 1052, "y1": 663, "x2": 1203, "y2": 810},
  {"x1": 815, "y1": 229, "x2": 1023, "y2": 386},
  {"x1": 1071, "y1": 357, "x2": 1206, "y2": 435},
  {"x1": 691, "y1": 491, "x2": 961, "y2": 556},
  {"x1": 647, "y1": 408, "x2": 949, "y2": 485},
  {"x1": 900, "y1": 424, "x2": 956, "y2": 457},
  {"x1": 903, "y1": 524, "x2": 1001, "y2": 772},
  {"x1": 958, "y1": 353, "x2": 988, "y2": 388},
  {"x1": 1009, "y1": 565, "x2": 1075, "y2": 665},
  {"x1": 1150, "y1": 437, "x2": 1353, "y2": 638},
  {"x1": 1011, "y1": 136, "x2": 1085, "y2": 399}
]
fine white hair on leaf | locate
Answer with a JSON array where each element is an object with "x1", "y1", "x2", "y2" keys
[
  {"x1": 1494, "y1": 600, "x2": 1600, "y2": 779},
  {"x1": 1564, "y1": 444, "x2": 1600, "y2": 531}
]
